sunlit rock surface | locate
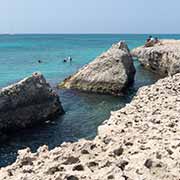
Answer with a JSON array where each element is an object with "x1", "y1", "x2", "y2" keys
[
  {"x1": 1, "y1": 73, "x2": 180, "y2": 179},
  {"x1": 131, "y1": 39, "x2": 180, "y2": 77},
  {"x1": 60, "y1": 41, "x2": 135, "y2": 96}
]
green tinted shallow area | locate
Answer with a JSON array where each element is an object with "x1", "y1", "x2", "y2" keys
[{"x1": 0, "y1": 34, "x2": 178, "y2": 167}]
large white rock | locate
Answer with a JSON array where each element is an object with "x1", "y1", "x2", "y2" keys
[
  {"x1": 60, "y1": 41, "x2": 136, "y2": 96},
  {"x1": 131, "y1": 39, "x2": 180, "y2": 77}
]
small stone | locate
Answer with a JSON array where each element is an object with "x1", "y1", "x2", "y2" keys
[
  {"x1": 113, "y1": 147, "x2": 124, "y2": 156},
  {"x1": 90, "y1": 144, "x2": 96, "y2": 150},
  {"x1": 7, "y1": 169, "x2": 13, "y2": 176},
  {"x1": 166, "y1": 148, "x2": 173, "y2": 155},
  {"x1": 168, "y1": 122, "x2": 175, "y2": 128},
  {"x1": 124, "y1": 141, "x2": 133, "y2": 146},
  {"x1": 156, "y1": 152, "x2": 162, "y2": 159},
  {"x1": 46, "y1": 165, "x2": 59, "y2": 175},
  {"x1": 144, "y1": 159, "x2": 153, "y2": 169},
  {"x1": 108, "y1": 175, "x2": 114, "y2": 179},
  {"x1": 81, "y1": 149, "x2": 89, "y2": 154},
  {"x1": 72, "y1": 164, "x2": 84, "y2": 171},
  {"x1": 66, "y1": 175, "x2": 79, "y2": 180},
  {"x1": 62, "y1": 156, "x2": 80, "y2": 165},
  {"x1": 117, "y1": 160, "x2": 129, "y2": 170},
  {"x1": 87, "y1": 161, "x2": 99, "y2": 167}
]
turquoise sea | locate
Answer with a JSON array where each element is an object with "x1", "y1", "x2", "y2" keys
[{"x1": 0, "y1": 34, "x2": 179, "y2": 167}]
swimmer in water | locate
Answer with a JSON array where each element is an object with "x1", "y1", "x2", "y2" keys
[
  {"x1": 63, "y1": 58, "x2": 67, "y2": 62},
  {"x1": 68, "y1": 56, "x2": 72, "y2": 62},
  {"x1": 38, "y1": 60, "x2": 42, "y2": 63}
]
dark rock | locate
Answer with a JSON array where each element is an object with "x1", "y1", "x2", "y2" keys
[
  {"x1": 87, "y1": 161, "x2": 99, "y2": 167},
  {"x1": 166, "y1": 148, "x2": 173, "y2": 155},
  {"x1": 117, "y1": 160, "x2": 129, "y2": 170},
  {"x1": 66, "y1": 175, "x2": 79, "y2": 180},
  {"x1": 72, "y1": 164, "x2": 84, "y2": 171},
  {"x1": 156, "y1": 152, "x2": 162, "y2": 159},
  {"x1": 107, "y1": 175, "x2": 114, "y2": 179},
  {"x1": 62, "y1": 156, "x2": 80, "y2": 165},
  {"x1": 81, "y1": 149, "x2": 89, "y2": 154},
  {"x1": 0, "y1": 72, "x2": 64, "y2": 134},
  {"x1": 46, "y1": 166, "x2": 60, "y2": 175},
  {"x1": 90, "y1": 144, "x2": 96, "y2": 150},
  {"x1": 113, "y1": 146, "x2": 124, "y2": 156},
  {"x1": 144, "y1": 159, "x2": 153, "y2": 169}
]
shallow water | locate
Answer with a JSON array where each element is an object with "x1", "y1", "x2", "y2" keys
[{"x1": 0, "y1": 34, "x2": 179, "y2": 167}]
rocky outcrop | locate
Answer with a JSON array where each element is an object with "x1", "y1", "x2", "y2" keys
[
  {"x1": 1, "y1": 73, "x2": 180, "y2": 179},
  {"x1": 131, "y1": 39, "x2": 180, "y2": 77},
  {"x1": 0, "y1": 72, "x2": 64, "y2": 133},
  {"x1": 60, "y1": 41, "x2": 136, "y2": 96}
]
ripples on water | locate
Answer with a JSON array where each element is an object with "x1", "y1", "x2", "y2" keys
[{"x1": 0, "y1": 34, "x2": 176, "y2": 167}]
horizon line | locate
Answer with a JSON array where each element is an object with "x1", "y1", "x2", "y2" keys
[{"x1": 1, "y1": 33, "x2": 180, "y2": 35}]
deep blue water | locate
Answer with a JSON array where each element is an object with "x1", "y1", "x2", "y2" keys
[{"x1": 0, "y1": 34, "x2": 179, "y2": 167}]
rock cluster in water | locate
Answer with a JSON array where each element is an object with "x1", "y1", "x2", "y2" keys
[
  {"x1": 60, "y1": 41, "x2": 136, "y2": 96},
  {"x1": 1, "y1": 73, "x2": 180, "y2": 179},
  {"x1": 131, "y1": 39, "x2": 180, "y2": 77},
  {"x1": 0, "y1": 72, "x2": 64, "y2": 134}
]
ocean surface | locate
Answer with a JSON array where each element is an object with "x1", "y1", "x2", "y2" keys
[{"x1": 0, "y1": 34, "x2": 179, "y2": 167}]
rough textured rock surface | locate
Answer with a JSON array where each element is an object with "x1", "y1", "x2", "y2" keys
[
  {"x1": 60, "y1": 41, "x2": 135, "y2": 95},
  {"x1": 1, "y1": 73, "x2": 180, "y2": 179},
  {"x1": 131, "y1": 39, "x2": 180, "y2": 77},
  {"x1": 0, "y1": 72, "x2": 64, "y2": 133}
]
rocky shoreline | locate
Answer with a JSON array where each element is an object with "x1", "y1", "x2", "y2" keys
[
  {"x1": 1, "y1": 40, "x2": 180, "y2": 179},
  {"x1": 0, "y1": 72, "x2": 64, "y2": 135},
  {"x1": 1, "y1": 72, "x2": 180, "y2": 179},
  {"x1": 131, "y1": 39, "x2": 180, "y2": 77}
]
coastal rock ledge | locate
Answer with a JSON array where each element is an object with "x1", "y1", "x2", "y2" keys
[
  {"x1": 1, "y1": 73, "x2": 180, "y2": 179},
  {"x1": 60, "y1": 41, "x2": 136, "y2": 95},
  {"x1": 0, "y1": 72, "x2": 64, "y2": 133},
  {"x1": 131, "y1": 39, "x2": 180, "y2": 77}
]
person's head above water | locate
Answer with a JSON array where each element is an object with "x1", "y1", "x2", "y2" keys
[
  {"x1": 38, "y1": 60, "x2": 42, "y2": 63},
  {"x1": 68, "y1": 56, "x2": 72, "y2": 61}
]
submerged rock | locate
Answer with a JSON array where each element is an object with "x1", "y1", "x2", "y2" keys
[
  {"x1": 131, "y1": 39, "x2": 180, "y2": 77},
  {"x1": 0, "y1": 72, "x2": 64, "y2": 133},
  {"x1": 60, "y1": 41, "x2": 136, "y2": 95},
  {"x1": 2, "y1": 73, "x2": 180, "y2": 179}
]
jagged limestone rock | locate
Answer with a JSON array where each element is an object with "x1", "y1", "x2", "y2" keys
[
  {"x1": 60, "y1": 41, "x2": 135, "y2": 95},
  {"x1": 2, "y1": 73, "x2": 180, "y2": 179},
  {"x1": 0, "y1": 72, "x2": 64, "y2": 133},
  {"x1": 131, "y1": 39, "x2": 180, "y2": 77}
]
